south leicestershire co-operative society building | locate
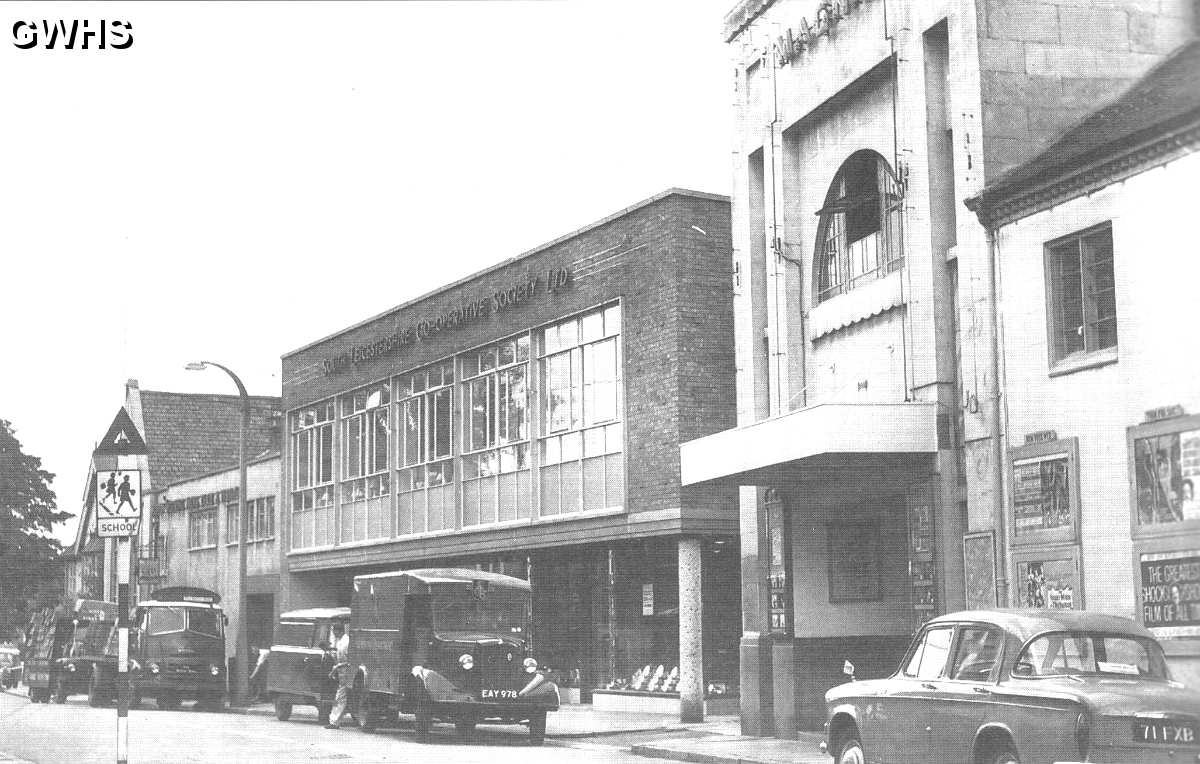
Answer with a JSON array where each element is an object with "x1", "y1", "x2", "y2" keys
[{"x1": 279, "y1": 189, "x2": 739, "y2": 719}]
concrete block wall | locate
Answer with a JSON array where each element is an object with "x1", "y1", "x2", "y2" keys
[{"x1": 978, "y1": 0, "x2": 1196, "y2": 179}]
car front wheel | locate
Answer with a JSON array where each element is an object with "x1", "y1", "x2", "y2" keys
[{"x1": 837, "y1": 737, "x2": 865, "y2": 764}]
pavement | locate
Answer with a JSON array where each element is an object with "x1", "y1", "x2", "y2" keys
[
  {"x1": 226, "y1": 698, "x2": 831, "y2": 764},
  {"x1": 4, "y1": 685, "x2": 829, "y2": 764}
]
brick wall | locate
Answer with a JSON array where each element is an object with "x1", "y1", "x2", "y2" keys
[
  {"x1": 281, "y1": 190, "x2": 734, "y2": 548},
  {"x1": 979, "y1": 0, "x2": 1196, "y2": 179}
]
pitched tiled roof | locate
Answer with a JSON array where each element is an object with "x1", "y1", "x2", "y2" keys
[
  {"x1": 968, "y1": 41, "x2": 1200, "y2": 224},
  {"x1": 138, "y1": 390, "x2": 281, "y2": 490}
]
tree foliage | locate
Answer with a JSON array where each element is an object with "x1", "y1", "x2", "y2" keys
[{"x1": 0, "y1": 419, "x2": 72, "y2": 640}]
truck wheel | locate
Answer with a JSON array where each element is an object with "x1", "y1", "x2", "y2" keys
[
  {"x1": 414, "y1": 700, "x2": 433, "y2": 739},
  {"x1": 317, "y1": 703, "x2": 331, "y2": 725},
  {"x1": 88, "y1": 671, "x2": 105, "y2": 707},
  {"x1": 275, "y1": 699, "x2": 292, "y2": 721},
  {"x1": 53, "y1": 677, "x2": 68, "y2": 704},
  {"x1": 157, "y1": 692, "x2": 180, "y2": 711},
  {"x1": 528, "y1": 712, "x2": 546, "y2": 746}
]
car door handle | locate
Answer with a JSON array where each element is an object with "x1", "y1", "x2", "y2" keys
[
  {"x1": 972, "y1": 686, "x2": 992, "y2": 695},
  {"x1": 921, "y1": 683, "x2": 938, "y2": 690}
]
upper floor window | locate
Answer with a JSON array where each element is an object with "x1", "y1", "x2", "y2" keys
[
  {"x1": 188, "y1": 507, "x2": 217, "y2": 550},
  {"x1": 542, "y1": 304, "x2": 622, "y2": 434},
  {"x1": 395, "y1": 361, "x2": 455, "y2": 491},
  {"x1": 814, "y1": 150, "x2": 903, "y2": 304},
  {"x1": 462, "y1": 335, "x2": 530, "y2": 479},
  {"x1": 1045, "y1": 223, "x2": 1116, "y2": 366},
  {"x1": 290, "y1": 400, "x2": 334, "y2": 490},
  {"x1": 341, "y1": 383, "x2": 390, "y2": 480},
  {"x1": 226, "y1": 497, "x2": 276, "y2": 545}
]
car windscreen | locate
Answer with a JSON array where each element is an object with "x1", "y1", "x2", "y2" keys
[
  {"x1": 146, "y1": 607, "x2": 222, "y2": 638},
  {"x1": 432, "y1": 586, "x2": 530, "y2": 640},
  {"x1": 1015, "y1": 631, "x2": 1169, "y2": 679}
]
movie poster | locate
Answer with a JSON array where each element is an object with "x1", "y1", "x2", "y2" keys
[
  {"x1": 1012, "y1": 455, "x2": 1071, "y2": 535},
  {"x1": 1134, "y1": 429, "x2": 1200, "y2": 525},
  {"x1": 1017, "y1": 558, "x2": 1077, "y2": 609},
  {"x1": 1140, "y1": 551, "x2": 1200, "y2": 637}
]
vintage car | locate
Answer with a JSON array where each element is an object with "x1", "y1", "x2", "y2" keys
[
  {"x1": 348, "y1": 568, "x2": 559, "y2": 744},
  {"x1": 822, "y1": 609, "x2": 1200, "y2": 764},
  {"x1": 0, "y1": 645, "x2": 21, "y2": 689},
  {"x1": 265, "y1": 606, "x2": 350, "y2": 723}
]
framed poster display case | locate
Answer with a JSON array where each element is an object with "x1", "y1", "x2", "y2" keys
[
  {"x1": 1128, "y1": 411, "x2": 1200, "y2": 643},
  {"x1": 1008, "y1": 436, "x2": 1080, "y2": 547}
]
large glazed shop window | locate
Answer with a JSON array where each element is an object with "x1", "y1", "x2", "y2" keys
[
  {"x1": 291, "y1": 400, "x2": 335, "y2": 550},
  {"x1": 395, "y1": 362, "x2": 455, "y2": 534},
  {"x1": 539, "y1": 304, "x2": 624, "y2": 516},
  {"x1": 340, "y1": 383, "x2": 392, "y2": 542},
  {"x1": 813, "y1": 150, "x2": 903, "y2": 304},
  {"x1": 461, "y1": 335, "x2": 533, "y2": 526}
]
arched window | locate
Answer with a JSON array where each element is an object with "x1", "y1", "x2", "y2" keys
[{"x1": 813, "y1": 150, "x2": 904, "y2": 304}]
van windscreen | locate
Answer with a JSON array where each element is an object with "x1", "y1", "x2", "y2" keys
[{"x1": 432, "y1": 586, "x2": 529, "y2": 640}]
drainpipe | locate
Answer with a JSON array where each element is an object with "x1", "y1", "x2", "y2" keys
[{"x1": 986, "y1": 225, "x2": 1011, "y2": 607}]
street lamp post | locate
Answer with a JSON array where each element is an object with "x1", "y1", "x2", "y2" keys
[{"x1": 186, "y1": 360, "x2": 250, "y2": 707}]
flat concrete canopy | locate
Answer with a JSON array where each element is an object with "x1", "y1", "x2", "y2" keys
[{"x1": 681, "y1": 402, "x2": 939, "y2": 507}]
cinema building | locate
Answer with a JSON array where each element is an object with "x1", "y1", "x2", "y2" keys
[
  {"x1": 279, "y1": 189, "x2": 738, "y2": 719},
  {"x1": 681, "y1": 0, "x2": 1196, "y2": 736}
]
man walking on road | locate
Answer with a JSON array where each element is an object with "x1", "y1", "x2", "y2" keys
[{"x1": 324, "y1": 622, "x2": 352, "y2": 730}]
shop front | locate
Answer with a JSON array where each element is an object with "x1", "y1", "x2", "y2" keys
[
  {"x1": 279, "y1": 189, "x2": 740, "y2": 719},
  {"x1": 681, "y1": 401, "x2": 959, "y2": 731}
]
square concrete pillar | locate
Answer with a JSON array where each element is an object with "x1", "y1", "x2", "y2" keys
[{"x1": 678, "y1": 536, "x2": 704, "y2": 723}]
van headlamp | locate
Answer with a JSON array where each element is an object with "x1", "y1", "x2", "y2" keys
[
  {"x1": 66, "y1": 663, "x2": 76, "y2": 672},
  {"x1": 148, "y1": 663, "x2": 160, "y2": 674},
  {"x1": 210, "y1": 664, "x2": 221, "y2": 677},
  {"x1": 523, "y1": 657, "x2": 538, "y2": 674},
  {"x1": 459, "y1": 654, "x2": 475, "y2": 671}
]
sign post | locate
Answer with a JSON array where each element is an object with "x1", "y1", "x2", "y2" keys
[{"x1": 96, "y1": 470, "x2": 141, "y2": 764}]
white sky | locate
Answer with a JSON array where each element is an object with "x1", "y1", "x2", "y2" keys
[{"x1": 1, "y1": 1, "x2": 735, "y2": 545}]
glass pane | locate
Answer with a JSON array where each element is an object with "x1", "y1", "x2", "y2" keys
[
  {"x1": 402, "y1": 400, "x2": 422, "y2": 466},
  {"x1": 570, "y1": 349, "x2": 583, "y2": 429},
  {"x1": 583, "y1": 427, "x2": 605, "y2": 457},
  {"x1": 546, "y1": 354, "x2": 571, "y2": 433},
  {"x1": 318, "y1": 425, "x2": 333, "y2": 483},
  {"x1": 605, "y1": 423, "x2": 623, "y2": 454},
  {"x1": 344, "y1": 416, "x2": 362, "y2": 479},
  {"x1": 506, "y1": 366, "x2": 528, "y2": 442},
  {"x1": 500, "y1": 445, "x2": 517, "y2": 473},
  {"x1": 371, "y1": 408, "x2": 389, "y2": 473},
  {"x1": 542, "y1": 436, "x2": 560, "y2": 466},
  {"x1": 295, "y1": 431, "x2": 311, "y2": 488},
  {"x1": 441, "y1": 361, "x2": 454, "y2": 385},
  {"x1": 480, "y1": 347, "x2": 496, "y2": 372},
  {"x1": 470, "y1": 378, "x2": 490, "y2": 451},
  {"x1": 581, "y1": 311, "x2": 603, "y2": 343},
  {"x1": 498, "y1": 341, "x2": 516, "y2": 367},
  {"x1": 433, "y1": 389, "x2": 452, "y2": 459},
  {"x1": 516, "y1": 335, "x2": 530, "y2": 362},
  {"x1": 558, "y1": 318, "x2": 579, "y2": 349},
  {"x1": 561, "y1": 431, "x2": 581, "y2": 461}
]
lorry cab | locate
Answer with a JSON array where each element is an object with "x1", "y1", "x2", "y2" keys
[
  {"x1": 265, "y1": 607, "x2": 350, "y2": 724},
  {"x1": 0, "y1": 645, "x2": 21, "y2": 688},
  {"x1": 125, "y1": 586, "x2": 227, "y2": 711},
  {"x1": 349, "y1": 568, "x2": 559, "y2": 744},
  {"x1": 25, "y1": 600, "x2": 117, "y2": 704}
]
